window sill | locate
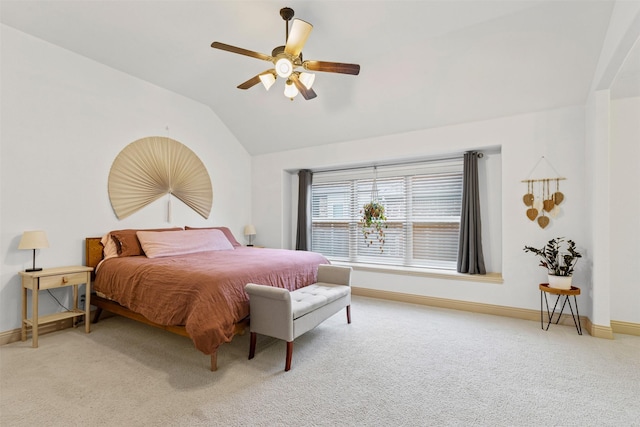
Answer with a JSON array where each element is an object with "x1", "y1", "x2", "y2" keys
[{"x1": 329, "y1": 261, "x2": 503, "y2": 284}]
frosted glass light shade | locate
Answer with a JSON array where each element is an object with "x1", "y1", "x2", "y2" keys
[
  {"x1": 299, "y1": 72, "x2": 315, "y2": 89},
  {"x1": 284, "y1": 80, "x2": 299, "y2": 99},
  {"x1": 275, "y1": 57, "x2": 293, "y2": 78},
  {"x1": 259, "y1": 73, "x2": 276, "y2": 90},
  {"x1": 18, "y1": 231, "x2": 49, "y2": 250}
]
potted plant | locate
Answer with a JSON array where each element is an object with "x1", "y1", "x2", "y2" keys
[
  {"x1": 360, "y1": 201, "x2": 387, "y2": 253},
  {"x1": 523, "y1": 237, "x2": 582, "y2": 289}
]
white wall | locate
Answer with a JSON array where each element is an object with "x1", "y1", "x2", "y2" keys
[
  {"x1": 250, "y1": 1, "x2": 640, "y2": 328},
  {"x1": 0, "y1": 25, "x2": 252, "y2": 332},
  {"x1": 610, "y1": 97, "x2": 640, "y2": 323},
  {"x1": 584, "y1": 2, "x2": 640, "y2": 328},
  {"x1": 585, "y1": 90, "x2": 612, "y2": 327},
  {"x1": 253, "y1": 105, "x2": 589, "y2": 315},
  {"x1": 2, "y1": 1, "x2": 637, "y2": 337}
]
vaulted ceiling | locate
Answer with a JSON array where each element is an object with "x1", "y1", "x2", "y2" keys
[{"x1": 1, "y1": 1, "x2": 634, "y2": 155}]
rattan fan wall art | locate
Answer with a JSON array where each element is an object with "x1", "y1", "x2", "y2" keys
[{"x1": 108, "y1": 136, "x2": 213, "y2": 220}]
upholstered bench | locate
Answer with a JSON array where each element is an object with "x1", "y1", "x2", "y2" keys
[{"x1": 245, "y1": 264, "x2": 352, "y2": 371}]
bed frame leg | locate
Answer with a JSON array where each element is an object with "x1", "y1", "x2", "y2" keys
[
  {"x1": 210, "y1": 352, "x2": 218, "y2": 371},
  {"x1": 92, "y1": 307, "x2": 103, "y2": 324}
]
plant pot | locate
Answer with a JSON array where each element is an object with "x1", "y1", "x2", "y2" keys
[{"x1": 548, "y1": 274, "x2": 572, "y2": 290}]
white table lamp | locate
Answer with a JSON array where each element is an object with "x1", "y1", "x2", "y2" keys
[
  {"x1": 18, "y1": 230, "x2": 49, "y2": 272},
  {"x1": 244, "y1": 225, "x2": 256, "y2": 247}
]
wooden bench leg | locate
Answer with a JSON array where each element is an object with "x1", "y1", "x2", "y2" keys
[
  {"x1": 346, "y1": 305, "x2": 351, "y2": 324},
  {"x1": 285, "y1": 341, "x2": 293, "y2": 371},
  {"x1": 249, "y1": 332, "x2": 257, "y2": 360}
]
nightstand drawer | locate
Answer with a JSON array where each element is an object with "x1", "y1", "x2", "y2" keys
[{"x1": 39, "y1": 272, "x2": 88, "y2": 290}]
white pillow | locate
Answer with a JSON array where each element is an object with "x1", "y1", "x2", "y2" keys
[{"x1": 136, "y1": 229, "x2": 234, "y2": 258}]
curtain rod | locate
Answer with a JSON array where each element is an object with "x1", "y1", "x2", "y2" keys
[{"x1": 311, "y1": 152, "x2": 482, "y2": 174}]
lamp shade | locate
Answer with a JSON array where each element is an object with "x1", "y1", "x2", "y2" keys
[
  {"x1": 259, "y1": 72, "x2": 276, "y2": 91},
  {"x1": 284, "y1": 80, "x2": 299, "y2": 99},
  {"x1": 299, "y1": 72, "x2": 315, "y2": 89},
  {"x1": 275, "y1": 57, "x2": 293, "y2": 78},
  {"x1": 244, "y1": 225, "x2": 256, "y2": 236},
  {"x1": 18, "y1": 231, "x2": 49, "y2": 250}
]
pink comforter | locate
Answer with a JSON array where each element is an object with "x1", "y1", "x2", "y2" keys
[{"x1": 94, "y1": 247, "x2": 328, "y2": 354}]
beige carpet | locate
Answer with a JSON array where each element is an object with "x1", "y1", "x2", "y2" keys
[{"x1": 1, "y1": 296, "x2": 639, "y2": 426}]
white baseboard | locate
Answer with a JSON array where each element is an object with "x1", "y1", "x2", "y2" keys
[
  {"x1": 584, "y1": 318, "x2": 614, "y2": 339},
  {"x1": 352, "y1": 287, "x2": 637, "y2": 338},
  {"x1": 0, "y1": 318, "x2": 75, "y2": 346},
  {"x1": 0, "y1": 309, "x2": 108, "y2": 346},
  {"x1": 611, "y1": 320, "x2": 640, "y2": 336}
]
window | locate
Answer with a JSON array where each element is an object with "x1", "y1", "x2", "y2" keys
[{"x1": 311, "y1": 159, "x2": 463, "y2": 270}]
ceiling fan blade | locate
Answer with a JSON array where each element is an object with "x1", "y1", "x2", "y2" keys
[
  {"x1": 237, "y1": 69, "x2": 277, "y2": 90},
  {"x1": 290, "y1": 73, "x2": 317, "y2": 100},
  {"x1": 284, "y1": 19, "x2": 313, "y2": 57},
  {"x1": 237, "y1": 75, "x2": 262, "y2": 90},
  {"x1": 211, "y1": 42, "x2": 273, "y2": 62},
  {"x1": 302, "y1": 60, "x2": 360, "y2": 75}
]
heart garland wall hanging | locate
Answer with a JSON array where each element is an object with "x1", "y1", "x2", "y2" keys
[{"x1": 521, "y1": 157, "x2": 566, "y2": 229}]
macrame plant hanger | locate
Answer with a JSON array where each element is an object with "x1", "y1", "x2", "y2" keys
[
  {"x1": 521, "y1": 156, "x2": 566, "y2": 229},
  {"x1": 360, "y1": 166, "x2": 387, "y2": 253},
  {"x1": 371, "y1": 166, "x2": 379, "y2": 203}
]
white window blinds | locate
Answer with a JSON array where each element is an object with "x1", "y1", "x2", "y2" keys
[{"x1": 311, "y1": 159, "x2": 463, "y2": 270}]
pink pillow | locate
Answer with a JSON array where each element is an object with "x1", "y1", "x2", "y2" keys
[
  {"x1": 100, "y1": 233, "x2": 119, "y2": 260},
  {"x1": 137, "y1": 229, "x2": 234, "y2": 258},
  {"x1": 185, "y1": 226, "x2": 242, "y2": 247},
  {"x1": 110, "y1": 227, "x2": 183, "y2": 257}
]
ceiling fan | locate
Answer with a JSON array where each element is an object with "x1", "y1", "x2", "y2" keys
[{"x1": 211, "y1": 7, "x2": 360, "y2": 101}]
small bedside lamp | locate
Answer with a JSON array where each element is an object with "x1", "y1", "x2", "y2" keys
[
  {"x1": 18, "y1": 230, "x2": 49, "y2": 272},
  {"x1": 244, "y1": 225, "x2": 256, "y2": 247}
]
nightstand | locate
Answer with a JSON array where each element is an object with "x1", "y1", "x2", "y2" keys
[{"x1": 19, "y1": 266, "x2": 93, "y2": 347}]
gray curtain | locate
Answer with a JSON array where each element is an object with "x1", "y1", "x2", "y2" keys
[
  {"x1": 457, "y1": 152, "x2": 486, "y2": 274},
  {"x1": 295, "y1": 169, "x2": 313, "y2": 251}
]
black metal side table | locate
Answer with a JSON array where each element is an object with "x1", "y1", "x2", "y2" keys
[{"x1": 539, "y1": 283, "x2": 582, "y2": 335}]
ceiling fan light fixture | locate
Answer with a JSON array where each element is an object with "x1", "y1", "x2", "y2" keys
[
  {"x1": 275, "y1": 57, "x2": 293, "y2": 78},
  {"x1": 259, "y1": 72, "x2": 276, "y2": 90},
  {"x1": 210, "y1": 7, "x2": 360, "y2": 101},
  {"x1": 284, "y1": 79, "x2": 299, "y2": 100},
  {"x1": 298, "y1": 72, "x2": 315, "y2": 89}
]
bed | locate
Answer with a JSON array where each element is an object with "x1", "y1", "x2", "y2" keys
[{"x1": 85, "y1": 227, "x2": 328, "y2": 371}]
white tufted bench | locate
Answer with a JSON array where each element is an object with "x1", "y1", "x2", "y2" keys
[{"x1": 245, "y1": 264, "x2": 352, "y2": 371}]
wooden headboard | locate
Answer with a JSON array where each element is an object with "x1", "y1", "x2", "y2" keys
[{"x1": 85, "y1": 237, "x2": 104, "y2": 279}]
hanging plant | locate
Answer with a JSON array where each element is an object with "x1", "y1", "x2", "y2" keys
[
  {"x1": 360, "y1": 202, "x2": 387, "y2": 252},
  {"x1": 360, "y1": 166, "x2": 387, "y2": 253}
]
